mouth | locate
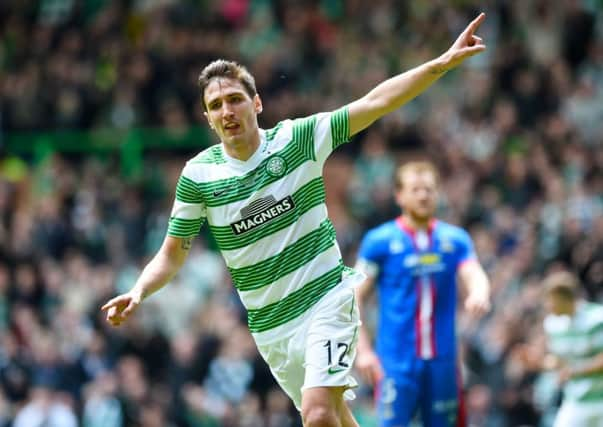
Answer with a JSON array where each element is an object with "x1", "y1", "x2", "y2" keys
[{"x1": 223, "y1": 122, "x2": 240, "y2": 133}]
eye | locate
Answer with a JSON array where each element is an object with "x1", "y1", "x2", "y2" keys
[{"x1": 209, "y1": 101, "x2": 221, "y2": 110}]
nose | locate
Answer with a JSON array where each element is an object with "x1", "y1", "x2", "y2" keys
[
  {"x1": 221, "y1": 102, "x2": 235, "y2": 118},
  {"x1": 417, "y1": 189, "x2": 429, "y2": 200}
]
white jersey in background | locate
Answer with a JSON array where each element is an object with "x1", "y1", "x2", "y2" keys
[{"x1": 544, "y1": 301, "x2": 603, "y2": 427}]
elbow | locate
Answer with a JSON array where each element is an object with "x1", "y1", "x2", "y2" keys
[
  {"x1": 364, "y1": 95, "x2": 392, "y2": 117},
  {"x1": 170, "y1": 255, "x2": 187, "y2": 274},
  {"x1": 155, "y1": 251, "x2": 185, "y2": 279}
]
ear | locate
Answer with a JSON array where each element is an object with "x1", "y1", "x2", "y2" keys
[
  {"x1": 254, "y1": 94, "x2": 263, "y2": 114},
  {"x1": 394, "y1": 189, "x2": 404, "y2": 209}
]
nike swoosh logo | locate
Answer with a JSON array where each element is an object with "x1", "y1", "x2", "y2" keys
[
  {"x1": 213, "y1": 186, "x2": 232, "y2": 197},
  {"x1": 328, "y1": 367, "x2": 345, "y2": 375}
]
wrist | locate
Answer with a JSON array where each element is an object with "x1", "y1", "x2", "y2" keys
[
  {"x1": 430, "y1": 54, "x2": 452, "y2": 74},
  {"x1": 130, "y1": 287, "x2": 145, "y2": 302}
]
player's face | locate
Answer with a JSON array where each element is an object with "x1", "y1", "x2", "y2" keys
[
  {"x1": 203, "y1": 77, "x2": 262, "y2": 148},
  {"x1": 545, "y1": 294, "x2": 574, "y2": 316},
  {"x1": 396, "y1": 170, "x2": 438, "y2": 221}
]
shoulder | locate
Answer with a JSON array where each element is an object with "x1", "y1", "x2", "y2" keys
[
  {"x1": 582, "y1": 302, "x2": 603, "y2": 329},
  {"x1": 289, "y1": 111, "x2": 336, "y2": 134},
  {"x1": 187, "y1": 144, "x2": 227, "y2": 166},
  {"x1": 180, "y1": 145, "x2": 228, "y2": 184},
  {"x1": 264, "y1": 119, "x2": 293, "y2": 142},
  {"x1": 435, "y1": 220, "x2": 472, "y2": 243},
  {"x1": 362, "y1": 220, "x2": 399, "y2": 245},
  {"x1": 357, "y1": 221, "x2": 399, "y2": 261},
  {"x1": 590, "y1": 302, "x2": 603, "y2": 318}
]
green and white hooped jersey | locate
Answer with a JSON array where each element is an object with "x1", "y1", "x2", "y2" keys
[
  {"x1": 544, "y1": 302, "x2": 603, "y2": 402},
  {"x1": 167, "y1": 107, "x2": 363, "y2": 344}
]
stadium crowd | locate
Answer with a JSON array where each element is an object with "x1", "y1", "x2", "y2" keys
[{"x1": 0, "y1": 0, "x2": 602, "y2": 425}]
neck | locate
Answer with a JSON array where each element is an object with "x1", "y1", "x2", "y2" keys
[
  {"x1": 223, "y1": 130, "x2": 261, "y2": 161},
  {"x1": 402, "y1": 214, "x2": 432, "y2": 231}
]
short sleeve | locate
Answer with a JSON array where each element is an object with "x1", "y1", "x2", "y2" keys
[
  {"x1": 167, "y1": 166, "x2": 206, "y2": 238},
  {"x1": 591, "y1": 323, "x2": 603, "y2": 350},
  {"x1": 292, "y1": 106, "x2": 351, "y2": 166},
  {"x1": 455, "y1": 228, "x2": 478, "y2": 270},
  {"x1": 329, "y1": 106, "x2": 351, "y2": 149},
  {"x1": 355, "y1": 229, "x2": 386, "y2": 279}
]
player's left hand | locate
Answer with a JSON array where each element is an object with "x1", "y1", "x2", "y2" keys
[
  {"x1": 439, "y1": 13, "x2": 487, "y2": 71},
  {"x1": 464, "y1": 290, "x2": 490, "y2": 318}
]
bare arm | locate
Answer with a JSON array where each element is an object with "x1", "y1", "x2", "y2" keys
[
  {"x1": 458, "y1": 260, "x2": 491, "y2": 317},
  {"x1": 348, "y1": 13, "x2": 487, "y2": 136},
  {"x1": 101, "y1": 235, "x2": 193, "y2": 326},
  {"x1": 567, "y1": 353, "x2": 603, "y2": 378},
  {"x1": 354, "y1": 275, "x2": 384, "y2": 385},
  {"x1": 131, "y1": 235, "x2": 192, "y2": 300},
  {"x1": 356, "y1": 276, "x2": 375, "y2": 353}
]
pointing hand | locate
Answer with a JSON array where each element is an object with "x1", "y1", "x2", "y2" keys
[{"x1": 101, "y1": 291, "x2": 142, "y2": 326}]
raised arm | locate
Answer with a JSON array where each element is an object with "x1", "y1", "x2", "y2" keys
[
  {"x1": 101, "y1": 235, "x2": 193, "y2": 326},
  {"x1": 348, "y1": 13, "x2": 486, "y2": 136}
]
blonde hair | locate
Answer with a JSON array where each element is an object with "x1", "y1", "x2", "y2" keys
[{"x1": 395, "y1": 161, "x2": 440, "y2": 190}]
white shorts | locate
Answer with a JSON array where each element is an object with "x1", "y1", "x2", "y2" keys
[
  {"x1": 554, "y1": 399, "x2": 603, "y2": 427},
  {"x1": 256, "y1": 285, "x2": 361, "y2": 410}
]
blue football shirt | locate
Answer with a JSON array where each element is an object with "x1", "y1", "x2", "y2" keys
[{"x1": 356, "y1": 217, "x2": 477, "y2": 370}]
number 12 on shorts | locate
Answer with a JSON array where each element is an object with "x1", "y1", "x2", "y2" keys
[{"x1": 324, "y1": 340, "x2": 349, "y2": 374}]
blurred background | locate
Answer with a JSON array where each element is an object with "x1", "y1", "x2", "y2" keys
[{"x1": 0, "y1": 0, "x2": 602, "y2": 426}]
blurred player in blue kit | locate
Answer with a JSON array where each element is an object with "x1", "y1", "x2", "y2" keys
[{"x1": 355, "y1": 161, "x2": 491, "y2": 427}]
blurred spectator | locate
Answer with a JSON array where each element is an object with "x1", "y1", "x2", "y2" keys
[
  {"x1": 0, "y1": 0, "x2": 601, "y2": 425},
  {"x1": 82, "y1": 373, "x2": 123, "y2": 427},
  {"x1": 13, "y1": 385, "x2": 78, "y2": 427}
]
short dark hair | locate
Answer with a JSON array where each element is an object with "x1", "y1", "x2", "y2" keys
[
  {"x1": 198, "y1": 59, "x2": 257, "y2": 111},
  {"x1": 543, "y1": 271, "x2": 579, "y2": 301}
]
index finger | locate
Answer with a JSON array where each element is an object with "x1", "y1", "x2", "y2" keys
[
  {"x1": 101, "y1": 296, "x2": 124, "y2": 311},
  {"x1": 464, "y1": 12, "x2": 486, "y2": 37}
]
